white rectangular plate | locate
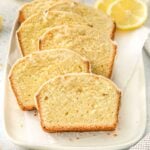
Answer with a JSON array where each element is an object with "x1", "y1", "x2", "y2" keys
[{"x1": 3, "y1": 1, "x2": 147, "y2": 149}]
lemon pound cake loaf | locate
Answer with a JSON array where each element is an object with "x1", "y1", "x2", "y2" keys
[
  {"x1": 36, "y1": 73, "x2": 121, "y2": 132},
  {"x1": 17, "y1": 11, "x2": 89, "y2": 56},
  {"x1": 39, "y1": 25, "x2": 116, "y2": 77},
  {"x1": 9, "y1": 49, "x2": 90, "y2": 110}
]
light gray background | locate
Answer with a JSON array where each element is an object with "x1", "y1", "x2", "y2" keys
[{"x1": 0, "y1": 0, "x2": 150, "y2": 149}]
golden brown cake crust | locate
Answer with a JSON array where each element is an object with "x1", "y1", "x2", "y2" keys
[
  {"x1": 18, "y1": 10, "x2": 25, "y2": 23},
  {"x1": 9, "y1": 59, "x2": 37, "y2": 111},
  {"x1": 16, "y1": 30, "x2": 25, "y2": 56},
  {"x1": 108, "y1": 44, "x2": 117, "y2": 78}
]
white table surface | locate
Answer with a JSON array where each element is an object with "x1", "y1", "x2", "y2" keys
[{"x1": 0, "y1": 0, "x2": 150, "y2": 149}]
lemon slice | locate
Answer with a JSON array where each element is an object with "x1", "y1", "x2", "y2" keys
[
  {"x1": 107, "y1": 0, "x2": 147, "y2": 30},
  {"x1": 95, "y1": 0, "x2": 116, "y2": 13}
]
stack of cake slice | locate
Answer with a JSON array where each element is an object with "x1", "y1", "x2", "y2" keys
[{"x1": 9, "y1": 0, "x2": 121, "y2": 132}]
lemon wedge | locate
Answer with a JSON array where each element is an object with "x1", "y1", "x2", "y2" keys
[
  {"x1": 95, "y1": 0, "x2": 116, "y2": 13},
  {"x1": 107, "y1": 0, "x2": 147, "y2": 30}
]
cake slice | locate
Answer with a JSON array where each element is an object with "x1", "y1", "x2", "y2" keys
[
  {"x1": 9, "y1": 49, "x2": 90, "y2": 110},
  {"x1": 39, "y1": 25, "x2": 117, "y2": 77},
  {"x1": 17, "y1": 11, "x2": 89, "y2": 56},
  {"x1": 36, "y1": 73, "x2": 121, "y2": 132},
  {"x1": 18, "y1": 0, "x2": 69, "y2": 23}
]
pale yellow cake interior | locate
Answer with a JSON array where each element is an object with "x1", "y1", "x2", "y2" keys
[
  {"x1": 39, "y1": 25, "x2": 116, "y2": 77},
  {"x1": 9, "y1": 49, "x2": 89, "y2": 110}
]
